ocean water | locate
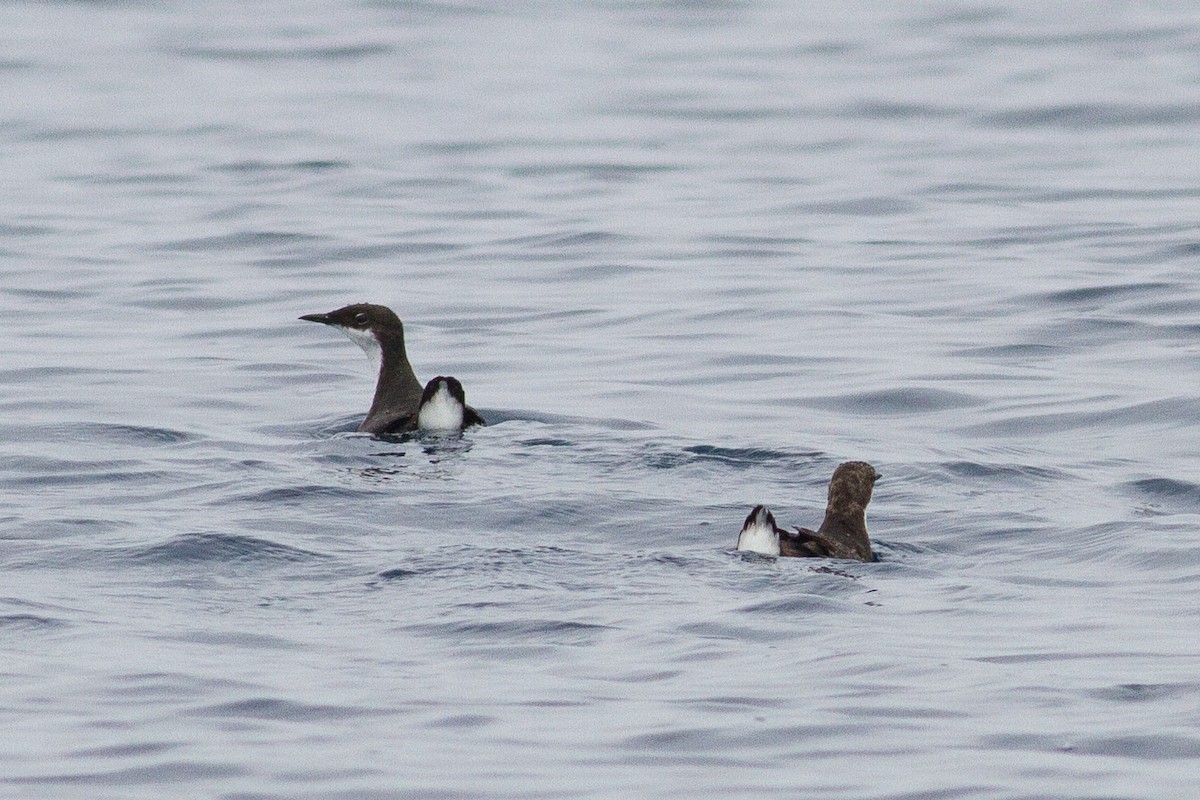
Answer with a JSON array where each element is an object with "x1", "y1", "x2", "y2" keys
[{"x1": 2, "y1": 1, "x2": 1199, "y2": 797}]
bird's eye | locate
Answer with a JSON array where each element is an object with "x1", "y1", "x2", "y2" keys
[{"x1": 354, "y1": 313, "x2": 368, "y2": 325}]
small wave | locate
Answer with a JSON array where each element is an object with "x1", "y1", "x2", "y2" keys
[
  {"x1": 1068, "y1": 734, "x2": 1200, "y2": 760},
  {"x1": 0, "y1": 613, "x2": 68, "y2": 631},
  {"x1": 233, "y1": 485, "x2": 382, "y2": 503},
  {"x1": 489, "y1": 409, "x2": 655, "y2": 430},
  {"x1": 962, "y1": 397, "x2": 1195, "y2": 437},
  {"x1": 789, "y1": 196, "x2": 916, "y2": 216},
  {"x1": 208, "y1": 159, "x2": 350, "y2": 174},
  {"x1": 952, "y1": 343, "x2": 1062, "y2": 359},
  {"x1": 406, "y1": 618, "x2": 611, "y2": 642},
  {"x1": 979, "y1": 103, "x2": 1200, "y2": 129},
  {"x1": 71, "y1": 423, "x2": 199, "y2": 447},
  {"x1": 499, "y1": 230, "x2": 633, "y2": 249},
  {"x1": 686, "y1": 444, "x2": 817, "y2": 463},
  {"x1": 194, "y1": 697, "x2": 382, "y2": 721},
  {"x1": 737, "y1": 594, "x2": 858, "y2": 615},
  {"x1": 801, "y1": 387, "x2": 981, "y2": 416},
  {"x1": 177, "y1": 43, "x2": 392, "y2": 62},
  {"x1": 1126, "y1": 477, "x2": 1200, "y2": 507},
  {"x1": 939, "y1": 461, "x2": 1064, "y2": 482},
  {"x1": 1088, "y1": 682, "x2": 1197, "y2": 703},
  {"x1": 156, "y1": 230, "x2": 325, "y2": 252},
  {"x1": 1037, "y1": 281, "x2": 1176, "y2": 305},
  {"x1": 6, "y1": 761, "x2": 243, "y2": 785},
  {"x1": 126, "y1": 533, "x2": 326, "y2": 566}
]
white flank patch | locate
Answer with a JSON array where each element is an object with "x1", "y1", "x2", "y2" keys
[
  {"x1": 736, "y1": 508, "x2": 781, "y2": 556},
  {"x1": 337, "y1": 326, "x2": 383, "y2": 375},
  {"x1": 418, "y1": 382, "x2": 464, "y2": 431}
]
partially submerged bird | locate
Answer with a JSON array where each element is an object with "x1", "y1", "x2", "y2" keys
[
  {"x1": 736, "y1": 461, "x2": 879, "y2": 562},
  {"x1": 300, "y1": 303, "x2": 484, "y2": 435},
  {"x1": 416, "y1": 375, "x2": 484, "y2": 432}
]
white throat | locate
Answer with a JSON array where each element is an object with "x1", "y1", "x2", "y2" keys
[
  {"x1": 737, "y1": 511, "x2": 781, "y2": 556},
  {"x1": 338, "y1": 327, "x2": 382, "y2": 376},
  {"x1": 418, "y1": 382, "x2": 464, "y2": 431}
]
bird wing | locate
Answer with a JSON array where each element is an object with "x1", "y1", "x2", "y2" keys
[{"x1": 777, "y1": 527, "x2": 841, "y2": 558}]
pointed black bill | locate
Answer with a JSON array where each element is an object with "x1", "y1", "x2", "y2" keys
[{"x1": 299, "y1": 313, "x2": 332, "y2": 324}]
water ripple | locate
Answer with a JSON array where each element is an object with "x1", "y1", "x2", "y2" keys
[
  {"x1": 801, "y1": 388, "x2": 982, "y2": 415},
  {"x1": 125, "y1": 533, "x2": 327, "y2": 566}
]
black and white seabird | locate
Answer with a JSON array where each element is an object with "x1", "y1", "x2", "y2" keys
[
  {"x1": 736, "y1": 461, "x2": 879, "y2": 562},
  {"x1": 416, "y1": 375, "x2": 484, "y2": 432},
  {"x1": 300, "y1": 303, "x2": 484, "y2": 435}
]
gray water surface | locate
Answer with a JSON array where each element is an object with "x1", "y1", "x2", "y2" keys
[{"x1": 2, "y1": 1, "x2": 1199, "y2": 798}]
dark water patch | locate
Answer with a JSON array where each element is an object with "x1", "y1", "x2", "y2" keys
[
  {"x1": 555, "y1": 262, "x2": 656, "y2": 279},
  {"x1": 194, "y1": 697, "x2": 384, "y2": 722},
  {"x1": 209, "y1": 159, "x2": 351, "y2": 174},
  {"x1": 789, "y1": 196, "x2": 916, "y2": 216},
  {"x1": 1028, "y1": 187, "x2": 1200, "y2": 203},
  {"x1": 704, "y1": 234, "x2": 813, "y2": 248},
  {"x1": 737, "y1": 593, "x2": 861, "y2": 615},
  {"x1": 423, "y1": 713, "x2": 493, "y2": 729},
  {"x1": 76, "y1": 423, "x2": 200, "y2": 446},
  {"x1": 3, "y1": 288, "x2": 81, "y2": 302},
  {"x1": 974, "y1": 651, "x2": 1155, "y2": 665},
  {"x1": 675, "y1": 620, "x2": 799, "y2": 644},
  {"x1": 1035, "y1": 282, "x2": 1176, "y2": 306},
  {"x1": 1152, "y1": 241, "x2": 1200, "y2": 261},
  {"x1": 1087, "y1": 682, "x2": 1198, "y2": 703},
  {"x1": 838, "y1": 704, "x2": 970, "y2": 721},
  {"x1": 675, "y1": 695, "x2": 778, "y2": 712},
  {"x1": 844, "y1": 101, "x2": 962, "y2": 120},
  {"x1": 407, "y1": 618, "x2": 611, "y2": 643},
  {"x1": 977, "y1": 730, "x2": 1200, "y2": 762},
  {"x1": 69, "y1": 741, "x2": 180, "y2": 759},
  {"x1": 6, "y1": 761, "x2": 244, "y2": 785},
  {"x1": 500, "y1": 230, "x2": 634, "y2": 249},
  {"x1": 0, "y1": 222, "x2": 53, "y2": 237},
  {"x1": 22, "y1": 125, "x2": 148, "y2": 143},
  {"x1": 952, "y1": 343, "x2": 1062, "y2": 359},
  {"x1": 125, "y1": 533, "x2": 327, "y2": 566},
  {"x1": 665, "y1": 444, "x2": 823, "y2": 470},
  {"x1": 107, "y1": 671, "x2": 257, "y2": 700},
  {"x1": 7, "y1": 467, "x2": 174, "y2": 489},
  {"x1": 962, "y1": 397, "x2": 1196, "y2": 437},
  {"x1": 1125, "y1": 478, "x2": 1200, "y2": 510},
  {"x1": 375, "y1": 567, "x2": 420, "y2": 581},
  {"x1": 160, "y1": 630, "x2": 304, "y2": 650},
  {"x1": 0, "y1": 365, "x2": 141, "y2": 382},
  {"x1": 979, "y1": 103, "x2": 1200, "y2": 129},
  {"x1": 278, "y1": 241, "x2": 464, "y2": 266},
  {"x1": 233, "y1": 485, "x2": 383, "y2": 503},
  {"x1": 1068, "y1": 734, "x2": 1200, "y2": 760},
  {"x1": 621, "y1": 721, "x2": 868, "y2": 755},
  {"x1": 939, "y1": 461, "x2": 1064, "y2": 482},
  {"x1": 800, "y1": 387, "x2": 981, "y2": 416},
  {"x1": 965, "y1": 222, "x2": 1137, "y2": 246},
  {"x1": 368, "y1": 0, "x2": 497, "y2": 19},
  {"x1": 157, "y1": 231, "x2": 326, "y2": 252},
  {"x1": 509, "y1": 161, "x2": 682, "y2": 181},
  {"x1": 964, "y1": 24, "x2": 1191, "y2": 48},
  {"x1": 0, "y1": 613, "x2": 68, "y2": 631},
  {"x1": 177, "y1": 43, "x2": 392, "y2": 62}
]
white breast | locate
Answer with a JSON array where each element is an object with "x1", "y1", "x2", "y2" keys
[
  {"x1": 417, "y1": 383, "x2": 464, "y2": 431},
  {"x1": 736, "y1": 512, "x2": 781, "y2": 556}
]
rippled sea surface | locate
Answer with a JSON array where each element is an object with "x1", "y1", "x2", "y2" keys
[{"x1": 3, "y1": 1, "x2": 1200, "y2": 797}]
